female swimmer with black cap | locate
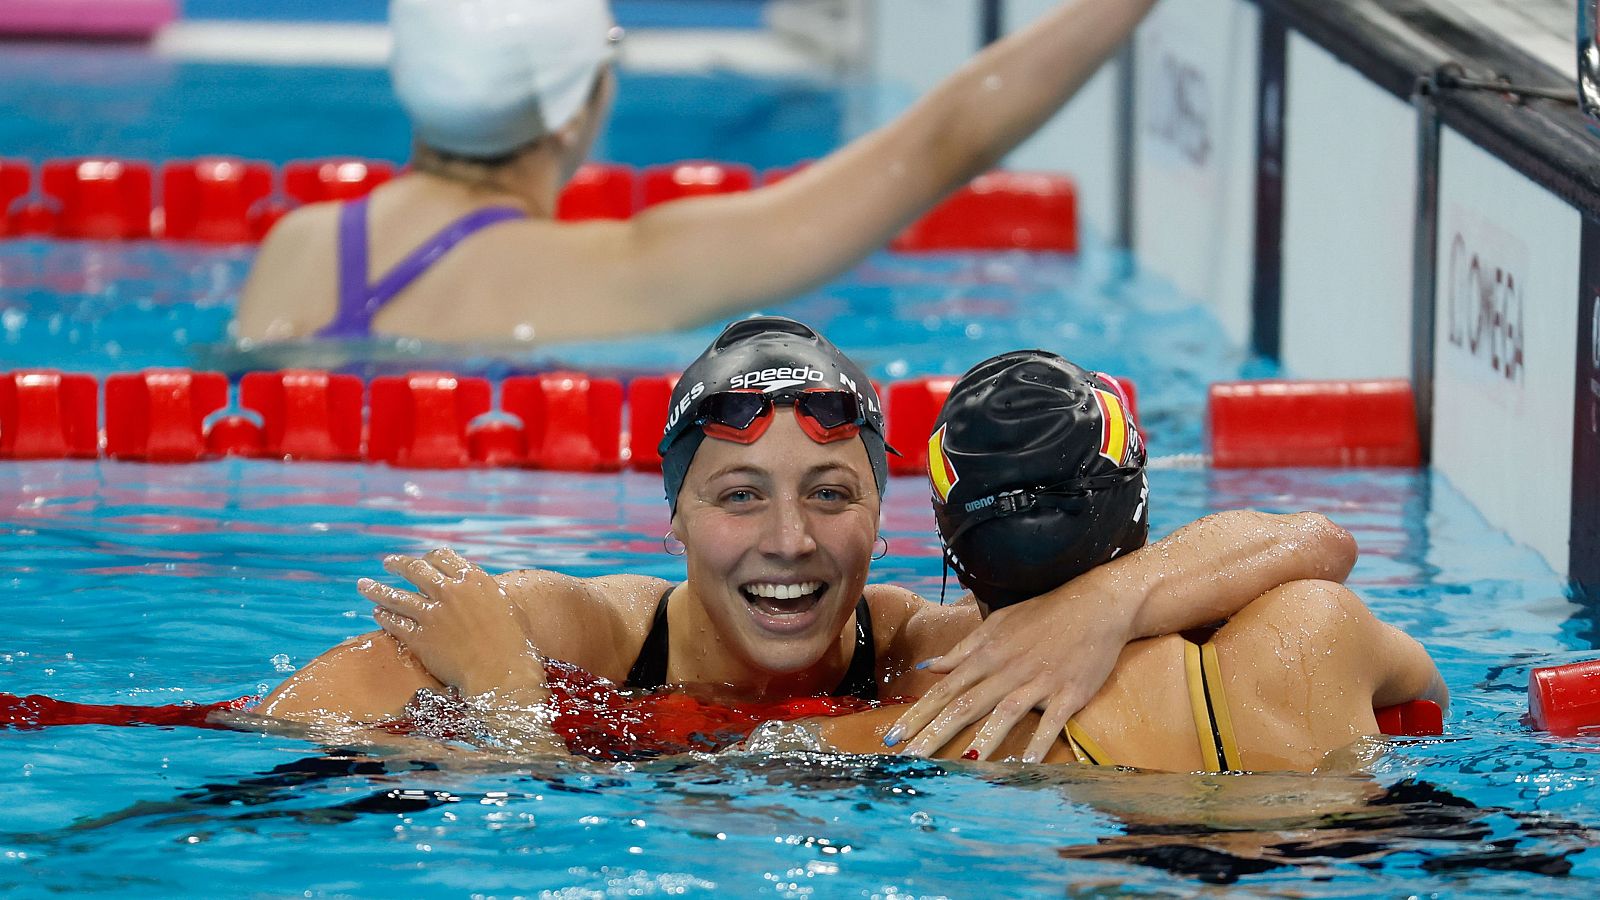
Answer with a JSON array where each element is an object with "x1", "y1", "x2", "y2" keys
[
  {"x1": 262, "y1": 319, "x2": 1363, "y2": 761},
  {"x1": 237, "y1": 0, "x2": 1162, "y2": 344},
  {"x1": 811, "y1": 351, "x2": 1449, "y2": 769}
]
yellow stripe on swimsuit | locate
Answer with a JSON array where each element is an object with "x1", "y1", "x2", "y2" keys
[{"x1": 1065, "y1": 637, "x2": 1243, "y2": 771}]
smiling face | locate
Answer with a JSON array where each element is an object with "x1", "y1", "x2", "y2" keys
[{"x1": 672, "y1": 412, "x2": 881, "y2": 679}]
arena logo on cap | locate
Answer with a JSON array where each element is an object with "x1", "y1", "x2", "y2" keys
[
  {"x1": 1092, "y1": 388, "x2": 1134, "y2": 466},
  {"x1": 928, "y1": 424, "x2": 960, "y2": 503}
]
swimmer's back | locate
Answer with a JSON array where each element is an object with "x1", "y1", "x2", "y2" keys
[
  {"x1": 238, "y1": 177, "x2": 618, "y2": 343},
  {"x1": 820, "y1": 580, "x2": 1444, "y2": 771}
]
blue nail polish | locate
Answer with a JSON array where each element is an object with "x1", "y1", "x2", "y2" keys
[
  {"x1": 882, "y1": 726, "x2": 904, "y2": 747},
  {"x1": 915, "y1": 658, "x2": 938, "y2": 670}
]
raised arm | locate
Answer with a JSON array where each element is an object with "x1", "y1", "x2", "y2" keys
[
  {"x1": 606, "y1": 0, "x2": 1159, "y2": 331},
  {"x1": 887, "y1": 510, "x2": 1358, "y2": 762}
]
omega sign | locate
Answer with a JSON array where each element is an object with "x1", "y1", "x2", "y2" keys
[
  {"x1": 1144, "y1": 49, "x2": 1212, "y2": 166},
  {"x1": 1446, "y1": 232, "x2": 1526, "y2": 383}
]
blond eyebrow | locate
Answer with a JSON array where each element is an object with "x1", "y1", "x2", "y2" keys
[
  {"x1": 703, "y1": 464, "x2": 770, "y2": 483},
  {"x1": 805, "y1": 462, "x2": 862, "y2": 481}
]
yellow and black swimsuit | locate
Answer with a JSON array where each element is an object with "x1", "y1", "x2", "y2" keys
[{"x1": 1063, "y1": 637, "x2": 1243, "y2": 772}]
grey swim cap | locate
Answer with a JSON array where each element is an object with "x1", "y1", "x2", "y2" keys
[{"x1": 660, "y1": 317, "x2": 891, "y2": 515}]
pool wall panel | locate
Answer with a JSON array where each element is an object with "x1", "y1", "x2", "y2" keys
[
  {"x1": 860, "y1": 0, "x2": 980, "y2": 130},
  {"x1": 1279, "y1": 32, "x2": 1417, "y2": 381},
  {"x1": 1130, "y1": 0, "x2": 1261, "y2": 348},
  {"x1": 1431, "y1": 127, "x2": 1579, "y2": 577},
  {"x1": 1003, "y1": 0, "x2": 1123, "y2": 239}
]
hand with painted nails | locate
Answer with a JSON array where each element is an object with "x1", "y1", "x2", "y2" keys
[
  {"x1": 362, "y1": 547, "x2": 549, "y2": 703},
  {"x1": 885, "y1": 579, "x2": 1135, "y2": 762}
]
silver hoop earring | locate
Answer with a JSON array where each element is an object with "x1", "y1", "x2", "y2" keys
[
  {"x1": 872, "y1": 536, "x2": 889, "y2": 560},
  {"x1": 662, "y1": 531, "x2": 686, "y2": 557}
]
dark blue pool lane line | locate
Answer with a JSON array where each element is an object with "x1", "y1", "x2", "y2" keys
[{"x1": 1573, "y1": 217, "x2": 1600, "y2": 606}]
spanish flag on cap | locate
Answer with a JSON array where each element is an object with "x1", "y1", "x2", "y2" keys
[
  {"x1": 928, "y1": 424, "x2": 960, "y2": 503},
  {"x1": 1092, "y1": 387, "x2": 1132, "y2": 466}
]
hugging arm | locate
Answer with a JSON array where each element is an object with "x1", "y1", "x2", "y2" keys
[{"x1": 889, "y1": 511, "x2": 1359, "y2": 762}]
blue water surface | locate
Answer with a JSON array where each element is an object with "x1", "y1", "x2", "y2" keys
[{"x1": 2, "y1": 35, "x2": 1598, "y2": 900}]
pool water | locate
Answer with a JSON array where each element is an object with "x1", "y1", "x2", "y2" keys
[{"x1": 3, "y1": 37, "x2": 1599, "y2": 900}]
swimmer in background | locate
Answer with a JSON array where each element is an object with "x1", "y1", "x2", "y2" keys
[
  {"x1": 236, "y1": 0, "x2": 1158, "y2": 344},
  {"x1": 261, "y1": 317, "x2": 1361, "y2": 762},
  {"x1": 361, "y1": 350, "x2": 1448, "y2": 771}
]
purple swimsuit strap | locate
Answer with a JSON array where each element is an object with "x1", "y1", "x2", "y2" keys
[{"x1": 315, "y1": 196, "x2": 527, "y2": 339}]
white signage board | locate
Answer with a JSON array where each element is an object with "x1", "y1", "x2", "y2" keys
[{"x1": 1432, "y1": 127, "x2": 1580, "y2": 576}]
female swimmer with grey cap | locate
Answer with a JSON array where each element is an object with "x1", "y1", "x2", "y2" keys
[
  {"x1": 261, "y1": 318, "x2": 1362, "y2": 762},
  {"x1": 237, "y1": 0, "x2": 1162, "y2": 344}
]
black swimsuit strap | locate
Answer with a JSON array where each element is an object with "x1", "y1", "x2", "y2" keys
[
  {"x1": 621, "y1": 587, "x2": 879, "y2": 701},
  {"x1": 623, "y1": 585, "x2": 675, "y2": 690},
  {"x1": 837, "y1": 596, "x2": 879, "y2": 701}
]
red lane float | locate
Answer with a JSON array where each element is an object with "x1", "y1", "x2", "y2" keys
[
  {"x1": 0, "y1": 371, "x2": 98, "y2": 459},
  {"x1": 0, "y1": 159, "x2": 29, "y2": 238},
  {"x1": 1529, "y1": 660, "x2": 1600, "y2": 735},
  {"x1": 368, "y1": 372, "x2": 492, "y2": 469},
  {"x1": 41, "y1": 158, "x2": 154, "y2": 240},
  {"x1": 627, "y1": 375, "x2": 677, "y2": 472},
  {"x1": 557, "y1": 163, "x2": 637, "y2": 221},
  {"x1": 895, "y1": 172, "x2": 1078, "y2": 253},
  {"x1": 104, "y1": 370, "x2": 229, "y2": 463},
  {"x1": 467, "y1": 420, "x2": 526, "y2": 467},
  {"x1": 283, "y1": 158, "x2": 396, "y2": 205},
  {"x1": 240, "y1": 370, "x2": 363, "y2": 461},
  {"x1": 641, "y1": 162, "x2": 755, "y2": 208},
  {"x1": 1374, "y1": 699, "x2": 1444, "y2": 736},
  {"x1": 159, "y1": 157, "x2": 274, "y2": 244},
  {"x1": 0, "y1": 693, "x2": 251, "y2": 731},
  {"x1": 502, "y1": 372, "x2": 625, "y2": 471},
  {"x1": 1208, "y1": 379, "x2": 1420, "y2": 469},
  {"x1": 204, "y1": 415, "x2": 266, "y2": 458},
  {"x1": 760, "y1": 162, "x2": 809, "y2": 186},
  {"x1": 886, "y1": 377, "x2": 958, "y2": 476}
]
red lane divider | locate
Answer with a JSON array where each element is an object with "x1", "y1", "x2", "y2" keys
[
  {"x1": 503, "y1": 372, "x2": 625, "y2": 471},
  {"x1": 369, "y1": 372, "x2": 492, "y2": 469},
  {"x1": 241, "y1": 370, "x2": 363, "y2": 461},
  {"x1": 0, "y1": 158, "x2": 29, "y2": 238},
  {"x1": 1208, "y1": 379, "x2": 1421, "y2": 469},
  {"x1": 627, "y1": 375, "x2": 677, "y2": 472},
  {"x1": 159, "y1": 157, "x2": 274, "y2": 245},
  {"x1": 0, "y1": 370, "x2": 98, "y2": 459},
  {"x1": 42, "y1": 158, "x2": 154, "y2": 240},
  {"x1": 642, "y1": 161, "x2": 755, "y2": 208},
  {"x1": 2, "y1": 368, "x2": 1161, "y2": 473},
  {"x1": 284, "y1": 158, "x2": 396, "y2": 205},
  {"x1": 557, "y1": 163, "x2": 637, "y2": 221},
  {"x1": 1374, "y1": 699, "x2": 1444, "y2": 736},
  {"x1": 0, "y1": 693, "x2": 254, "y2": 731},
  {"x1": 1529, "y1": 660, "x2": 1600, "y2": 735},
  {"x1": 887, "y1": 377, "x2": 958, "y2": 477},
  {"x1": 1, "y1": 157, "x2": 1083, "y2": 254},
  {"x1": 205, "y1": 415, "x2": 266, "y2": 458},
  {"x1": 895, "y1": 172, "x2": 1078, "y2": 253},
  {"x1": 105, "y1": 370, "x2": 229, "y2": 463}
]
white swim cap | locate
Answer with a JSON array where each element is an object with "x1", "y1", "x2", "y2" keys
[{"x1": 390, "y1": 0, "x2": 615, "y2": 158}]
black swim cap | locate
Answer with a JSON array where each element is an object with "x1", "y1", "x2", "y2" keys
[
  {"x1": 659, "y1": 316, "x2": 890, "y2": 514},
  {"x1": 929, "y1": 350, "x2": 1149, "y2": 611}
]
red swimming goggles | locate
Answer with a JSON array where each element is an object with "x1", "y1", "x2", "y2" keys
[{"x1": 694, "y1": 388, "x2": 867, "y2": 445}]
